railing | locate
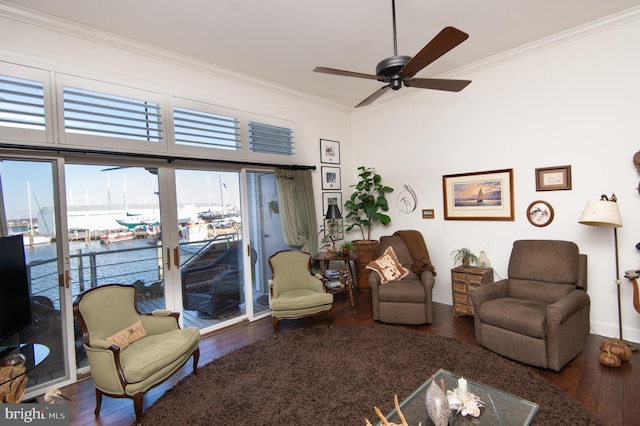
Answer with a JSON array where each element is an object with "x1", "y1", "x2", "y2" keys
[{"x1": 26, "y1": 234, "x2": 239, "y2": 310}]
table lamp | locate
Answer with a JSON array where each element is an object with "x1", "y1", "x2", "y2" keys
[
  {"x1": 578, "y1": 194, "x2": 624, "y2": 340},
  {"x1": 324, "y1": 204, "x2": 342, "y2": 250}
]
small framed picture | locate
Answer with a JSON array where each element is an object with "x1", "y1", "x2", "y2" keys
[
  {"x1": 321, "y1": 166, "x2": 341, "y2": 190},
  {"x1": 422, "y1": 209, "x2": 435, "y2": 219},
  {"x1": 527, "y1": 200, "x2": 554, "y2": 227},
  {"x1": 322, "y1": 192, "x2": 343, "y2": 216},
  {"x1": 320, "y1": 139, "x2": 340, "y2": 164},
  {"x1": 535, "y1": 165, "x2": 572, "y2": 191}
]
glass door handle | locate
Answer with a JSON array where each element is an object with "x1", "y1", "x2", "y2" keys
[
  {"x1": 166, "y1": 247, "x2": 171, "y2": 270},
  {"x1": 173, "y1": 247, "x2": 180, "y2": 268}
]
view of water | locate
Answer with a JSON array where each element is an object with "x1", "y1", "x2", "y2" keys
[{"x1": 24, "y1": 238, "x2": 200, "y2": 309}]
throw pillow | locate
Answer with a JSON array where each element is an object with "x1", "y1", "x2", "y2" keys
[
  {"x1": 106, "y1": 319, "x2": 147, "y2": 349},
  {"x1": 366, "y1": 246, "x2": 410, "y2": 284}
]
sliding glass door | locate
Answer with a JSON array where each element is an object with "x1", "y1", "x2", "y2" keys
[{"x1": 0, "y1": 159, "x2": 69, "y2": 392}]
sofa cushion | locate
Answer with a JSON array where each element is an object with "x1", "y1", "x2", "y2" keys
[
  {"x1": 378, "y1": 278, "x2": 425, "y2": 303},
  {"x1": 120, "y1": 327, "x2": 200, "y2": 383},
  {"x1": 478, "y1": 298, "x2": 548, "y2": 338},
  {"x1": 367, "y1": 246, "x2": 410, "y2": 284}
]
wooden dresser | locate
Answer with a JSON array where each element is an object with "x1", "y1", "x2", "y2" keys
[{"x1": 451, "y1": 266, "x2": 494, "y2": 317}]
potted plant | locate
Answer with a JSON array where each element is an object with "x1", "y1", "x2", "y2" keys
[
  {"x1": 340, "y1": 241, "x2": 355, "y2": 255},
  {"x1": 343, "y1": 166, "x2": 393, "y2": 289},
  {"x1": 451, "y1": 248, "x2": 478, "y2": 266},
  {"x1": 344, "y1": 166, "x2": 394, "y2": 241}
]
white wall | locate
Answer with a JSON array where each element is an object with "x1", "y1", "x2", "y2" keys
[{"x1": 350, "y1": 14, "x2": 640, "y2": 342}]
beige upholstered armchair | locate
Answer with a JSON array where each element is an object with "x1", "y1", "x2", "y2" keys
[
  {"x1": 470, "y1": 240, "x2": 590, "y2": 371},
  {"x1": 268, "y1": 250, "x2": 334, "y2": 337},
  {"x1": 369, "y1": 231, "x2": 436, "y2": 325},
  {"x1": 73, "y1": 284, "x2": 200, "y2": 425}
]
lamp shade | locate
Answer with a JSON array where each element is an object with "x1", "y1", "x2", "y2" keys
[
  {"x1": 325, "y1": 204, "x2": 342, "y2": 219},
  {"x1": 578, "y1": 200, "x2": 623, "y2": 228}
]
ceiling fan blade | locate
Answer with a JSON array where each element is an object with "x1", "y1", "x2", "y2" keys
[
  {"x1": 355, "y1": 85, "x2": 391, "y2": 108},
  {"x1": 313, "y1": 66, "x2": 380, "y2": 80},
  {"x1": 401, "y1": 26, "x2": 469, "y2": 77},
  {"x1": 404, "y1": 78, "x2": 471, "y2": 92}
]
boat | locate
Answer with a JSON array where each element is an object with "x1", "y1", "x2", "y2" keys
[
  {"x1": 477, "y1": 188, "x2": 484, "y2": 203},
  {"x1": 116, "y1": 212, "x2": 159, "y2": 229},
  {"x1": 23, "y1": 233, "x2": 52, "y2": 246},
  {"x1": 100, "y1": 231, "x2": 136, "y2": 244}
]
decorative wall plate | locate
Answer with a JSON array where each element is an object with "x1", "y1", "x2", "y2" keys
[
  {"x1": 397, "y1": 184, "x2": 417, "y2": 213},
  {"x1": 527, "y1": 200, "x2": 554, "y2": 227}
]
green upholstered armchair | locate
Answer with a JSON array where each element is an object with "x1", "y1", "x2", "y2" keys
[
  {"x1": 268, "y1": 250, "x2": 333, "y2": 337},
  {"x1": 470, "y1": 240, "x2": 590, "y2": 371},
  {"x1": 73, "y1": 284, "x2": 200, "y2": 425}
]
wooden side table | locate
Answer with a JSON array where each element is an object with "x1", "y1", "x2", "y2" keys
[
  {"x1": 451, "y1": 266, "x2": 494, "y2": 317},
  {"x1": 314, "y1": 251, "x2": 358, "y2": 313}
]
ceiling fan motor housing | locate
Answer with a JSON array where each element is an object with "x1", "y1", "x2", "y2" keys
[{"x1": 376, "y1": 55, "x2": 411, "y2": 90}]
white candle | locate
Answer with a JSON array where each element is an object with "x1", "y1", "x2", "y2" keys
[{"x1": 458, "y1": 377, "x2": 469, "y2": 400}]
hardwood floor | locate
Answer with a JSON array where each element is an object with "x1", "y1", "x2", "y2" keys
[{"x1": 52, "y1": 292, "x2": 639, "y2": 426}]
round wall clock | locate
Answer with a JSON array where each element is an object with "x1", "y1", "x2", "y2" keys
[
  {"x1": 397, "y1": 184, "x2": 417, "y2": 213},
  {"x1": 527, "y1": 200, "x2": 554, "y2": 227}
]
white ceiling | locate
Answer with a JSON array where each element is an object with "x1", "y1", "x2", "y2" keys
[{"x1": 3, "y1": 0, "x2": 640, "y2": 107}]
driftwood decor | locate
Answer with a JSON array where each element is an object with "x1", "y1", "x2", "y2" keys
[{"x1": 0, "y1": 355, "x2": 28, "y2": 403}]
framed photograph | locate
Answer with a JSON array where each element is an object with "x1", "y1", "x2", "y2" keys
[
  {"x1": 323, "y1": 218, "x2": 344, "y2": 241},
  {"x1": 322, "y1": 192, "x2": 343, "y2": 216},
  {"x1": 422, "y1": 209, "x2": 435, "y2": 219},
  {"x1": 321, "y1": 166, "x2": 341, "y2": 190},
  {"x1": 320, "y1": 139, "x2": 340, "y2": 164},
  {"x1": 527, "y1": 200, "x2": 554, "y2": 227},
  {"x1": 535, "y1": 165, "x2": 571, "y2": 191},
  {"x1": 442, "y1": 168, "x2": 515, "y2": 221}
]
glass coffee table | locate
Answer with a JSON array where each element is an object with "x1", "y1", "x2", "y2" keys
[{"x1": 378, "y1": 369, "x2": 539, "y2": 426}]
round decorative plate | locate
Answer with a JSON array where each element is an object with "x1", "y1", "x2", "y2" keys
[{"x1": 527, "y1": 200, "x2": 554, "y2": 227}]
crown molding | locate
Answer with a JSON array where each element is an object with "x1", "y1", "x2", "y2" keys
[
  {"x1": 0, "y1": 2, "x2": 349, "y2": 112},
  {"x1": 443, "y1": 6, "x2": 640, "y2": 78}
]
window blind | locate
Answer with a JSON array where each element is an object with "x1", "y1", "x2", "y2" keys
[
  {"x1": 0, "y1": 75, "x2": 46, "y2": 131},
  {"x1": 173, "y1": 106, "x2": 240, "y2": 151},
  {"x1": 63, "y1": 86, "x2": 162, "y2": 142},
  {"x1": 248, "y1": 121, "x2": 294, "y2": 157}
]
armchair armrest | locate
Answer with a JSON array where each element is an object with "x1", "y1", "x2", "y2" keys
[
  {"x1": 470, "y1": 280, "x2": 509, "y2": 307},
  {"x1": 419, "y1": 270, "x2": 435, "y2": 289},
  {"x1": 546, "y1": 289, "x2": 590, "y2": 324},
  {"x1": 305, "y1": 274, "x2": 324, "y2": 292},
  {"x1": 140, "y1": 313, "x2": 180, "y2": 334},
  {"x1": 89, "y1": 339, "x2": 117, "y2": 350}
]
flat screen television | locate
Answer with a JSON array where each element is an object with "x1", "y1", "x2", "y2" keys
[{"x1": 0, "y1": 235, "x2": 33, "y2": 347}]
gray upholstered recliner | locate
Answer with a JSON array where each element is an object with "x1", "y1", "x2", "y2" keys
[
  {"x1": 370, "y1": 234, "x2": 435, "y2": 325},
  {"x1": 470, "y1": 240, "x2": 590, "y2": 371}
]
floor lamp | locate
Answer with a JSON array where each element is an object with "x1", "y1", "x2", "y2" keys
[{"x1": 578, "y1": 194, "x2": 624, "y2": 341}]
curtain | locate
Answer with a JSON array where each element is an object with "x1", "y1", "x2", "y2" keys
[{"x1": 275, "y1": 169, "x2": 318, "y2": 255}]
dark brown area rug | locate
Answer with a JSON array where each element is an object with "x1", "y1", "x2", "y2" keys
[{"x1": 144, "y1": 325, "x2": 602, "y2": 425}]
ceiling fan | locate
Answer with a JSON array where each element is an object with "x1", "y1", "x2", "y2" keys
[{"x1": 313, "y1": 0, "x2": 471, "y2": 107}]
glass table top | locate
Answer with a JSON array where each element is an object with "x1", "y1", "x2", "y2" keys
[{"x1": 378, "y1": 368, "x2": 539, "y2": 426}]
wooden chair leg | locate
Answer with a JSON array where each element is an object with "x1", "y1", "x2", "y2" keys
[
  {"x1": 272, "y1": 316, "x2": 279, "y2": 338},
  {"x1": 192, "y1": 347, "x2": 200, "y2": 375},
  {"x1": 94, "y1": 388, "x2": 102, "y2": 417},
  {"x1": 133, "y1": 393, "x2": 144, "y2": 426},
  {"x1": 327, "y1": 308, "x2": 334, "y2": 328}
]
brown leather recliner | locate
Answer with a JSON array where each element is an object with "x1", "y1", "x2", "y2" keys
[
  {"x1": 470, "y1": 240, "x2": 590, "y2": 371},
  {"x1": 370, "y1": 234, "x2": 435, "y2": 325}
]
